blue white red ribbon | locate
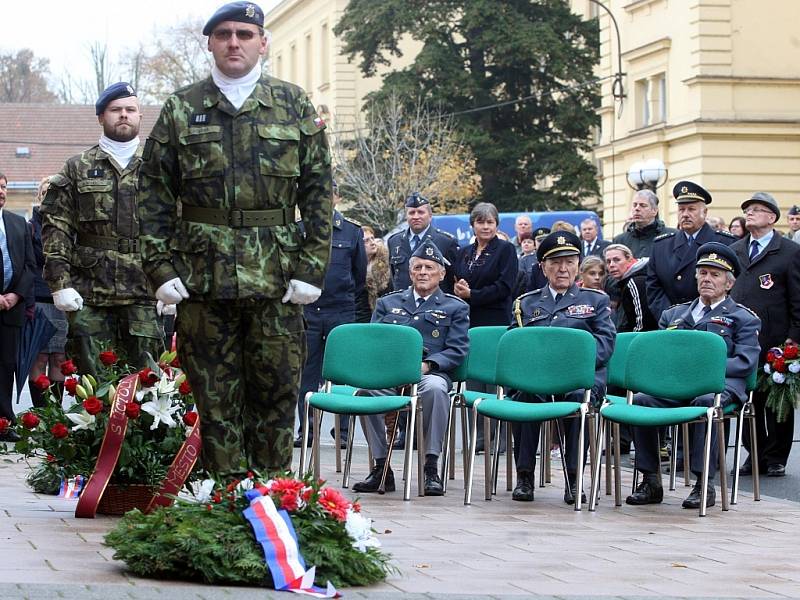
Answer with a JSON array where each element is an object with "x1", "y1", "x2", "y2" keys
[
  {"x1": 58, "y1": 475, "x2": 85, "y2": 499},
  {"x1": 243, "y1": 490, "x2": 339, "y2": 598}
]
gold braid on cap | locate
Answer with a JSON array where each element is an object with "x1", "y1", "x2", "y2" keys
[{"x1": 514, "y1": 297, "x2": 523, "y2": 328}]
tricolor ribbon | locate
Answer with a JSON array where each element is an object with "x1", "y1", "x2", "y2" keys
[
  {"x1": 243, "y1": 490, "x2": 339, "y2": 598},
  {"x1": 58, "y1": 475, "x2": 85, "y2": 499}
]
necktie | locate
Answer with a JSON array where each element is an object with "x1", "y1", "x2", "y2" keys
[
  {"x1": 585, "y1": 242, "x2": 591, "y2": 255},
  {"x1": 702, "y1": 305, "x2": 712, "y2": 316},
  {"x1": 749, "y1": 240, "x2": 760, "y2": 261},
  {"x1": 416, "y1": 296, "x2": 425, "y2": 308},
  {"x1": 411, "y1": 235, "x2": 421, "y2": 251},
  {"x1": 555, "y1": 293, "x2": 563, "y2": 303},
  {"x1": 0, "y1": 225, "x2": 12, "y2": 292}
]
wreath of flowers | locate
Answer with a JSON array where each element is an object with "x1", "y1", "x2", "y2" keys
[{"x1": 758, "y1": 342, "x2": 800, "y2": 423}]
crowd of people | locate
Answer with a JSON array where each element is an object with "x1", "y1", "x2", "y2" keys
[{"x1": 0, "y1": 1, "x2": 796, "y2": 512}]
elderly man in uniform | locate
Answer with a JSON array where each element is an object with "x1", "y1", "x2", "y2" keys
[
  {"x1": 352, "y1": 239, "x2": 469, "y2": 496},
  {"x1": 388, "y1": 192, "x2": 458, "y2": 294},
  {"x1": 41, "y1": 82, "x2": 163, "y2": 374},
  {"x1": 510, "y1": 231, "x2": 615, "y2": 503},
  {"x1": 294, "y1": 181, "x2": 366, "y2": 448},
  {"x1": 137, "y1": 1, "x2": 332, "y2": 476},
  {"x1": 627, "y1": 242, "x2": 761, "y2": 508},
  {"x1": 730, "y1": 192, "x2": 800, "y2": 478},
  {"x1": 785, "y1": 205, "x2": 800, "y2": 241},
  {"x1": 647, "y1": 181, "x2": 737, "y2": 322}
]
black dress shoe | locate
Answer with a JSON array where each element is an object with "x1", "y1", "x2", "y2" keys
[
  {"x1": 329, "y1": 428, "x2": 348, "y2": 449},
  {"x1": 625, "y1": 476, "x2": 664, "y2": 505},
  {"x1": 564, "y1": 482, "x2": 587, "y2": 505},
  {"x1": 424, "y1": 472, "x2": 444, "y2": 496},
  {"x1": 767, "y1": 464, "x2": 786, "y2": 477},
  {"x1": 352, "y1": 464, "x2": 395, "y2": 493},
  {"x1": 682, "y1": 481, "x2": 715, "y2": 509},
  {"x1": 0, "y1": 430, "x2": 21, "y2": 443},
  {"x1": 512, "y1": 472, "x2": 534, "y2": 502},
  {"x1": 293, "y1": 434, "x2": 312, "y2": 448}
]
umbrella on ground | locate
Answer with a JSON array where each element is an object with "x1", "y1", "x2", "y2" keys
[{"x1": 15, "y1": 304, "x2": 57, "y2": 402}]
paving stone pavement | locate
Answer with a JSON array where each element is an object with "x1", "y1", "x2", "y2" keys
[{"x1": 2, "y1": 441, "x2": 800, "y2": 600}]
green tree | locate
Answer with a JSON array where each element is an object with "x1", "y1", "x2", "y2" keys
[{"x1": 334, "y1": 0, "x2": 600, "y2": 212}]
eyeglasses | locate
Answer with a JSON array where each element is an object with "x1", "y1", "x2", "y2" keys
[
  {"x1": 211, "y1": 28, "x2": 260, "y2": 41},
  {"x1": 742, "y1": 207, "x2": 773, "y2": 215}
]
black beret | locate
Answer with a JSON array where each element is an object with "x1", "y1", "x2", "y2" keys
[
  {"x1": 203, "y1": 2, "x2": 265, "y2": 35},
  {"x1": 742, "y1": 192, "x2": 781, "y2": 220},
  {"x1": 673, "y1": 180, "x2": 712, "y2": 205},
  {"x1": 532, "y1": 226, "x2": 551, "y2": 238},
  {"x1": 95, "y1": 82, "x2": 136, "y2": 115},
  {"x1": 536, "y1": 231, "x2": 581, "y2": 262},
  {"x1": 696, "y1": 241, "x2": 741, "y2": 277},
  {"x1": 411, "y1": 238, "x2": 449, "y2": 267},
  {"x1": 405, "y1": 192, "x2": 430, "y2": 209}
]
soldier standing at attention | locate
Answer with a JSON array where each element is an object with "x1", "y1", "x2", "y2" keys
[
  {"x1": 41, "y1": 83, "x2": 164, "y2": 375},
  {"x1": 138, "y1": 2, "x2": 332, "y2": 476}
]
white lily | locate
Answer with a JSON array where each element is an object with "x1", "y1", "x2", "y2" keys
[
  {"x1": 141, "y1": 396, "x2": 180, "y2": 430},
  {"x1": 66, "y1": 411, "x2": 96, "y2": 431},
  {"x1": 193, "y1": 479, "x2": 217, "y2": 503},
  {"x1": 345, "y1": 509, "x2": 381, "y2": 552}
]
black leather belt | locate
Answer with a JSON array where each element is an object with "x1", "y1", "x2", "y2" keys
[
  {"x1": 77, "y1": 233, "x2": 140, "y2": 253},
  {"x1": 182, "y1": 205, "x2": 295, "y2": 228}
]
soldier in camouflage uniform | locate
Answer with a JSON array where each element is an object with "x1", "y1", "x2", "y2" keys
[
  {"x1": 41, "y1": 82, "x2": 163, "y2": 375},
  {"x1": 137, "y1": 1, "x2": 332, "y2": 477}
]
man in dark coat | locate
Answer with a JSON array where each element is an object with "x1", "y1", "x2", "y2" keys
[
  {"x1": 612, "y1": 189, "x2": 675, "y2": 259},
  {"x1": 730, "y1": 192, "x2": 800, "y2": 478}
]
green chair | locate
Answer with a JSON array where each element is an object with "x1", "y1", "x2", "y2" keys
[
  {"x1": 464, "y1": 327, "x2": 597, "y2": 510},
  {"x1": 588, "y1": 330, "x2": 727, "y2": 517},
  {"x1": 730, "y1": 369, "x2": 760, "y2": 503},
  {"x1": 330, "y1": 385, "x2": 358, "y2": 473},
  {"x1": 443, "y1": 326, "x2": 507, "y2": 492},
  {"x1": 298, "y1": 323, "x2": 424, "y2": 500}
]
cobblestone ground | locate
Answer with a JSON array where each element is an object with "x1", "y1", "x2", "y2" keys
[{"x1": 2, "y1": 438, "x2": 800, "y2": 600}]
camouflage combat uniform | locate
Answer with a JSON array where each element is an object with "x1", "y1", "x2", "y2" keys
[
  {"x1": 40, "y1": 146, "x2": 163, "y2": 375},
  {"x1": 138, "y1": 75, "x2": 332, "y2": 476}
]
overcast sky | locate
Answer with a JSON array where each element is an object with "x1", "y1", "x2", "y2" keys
[{"x1": 1, "y1": 0, "x2": 281, "y2": 94}]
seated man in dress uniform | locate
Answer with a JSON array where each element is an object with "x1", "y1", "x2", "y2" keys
[
  {"x1": 511, "y1": 231, "x2": 616, "y2": 503},
  {"x1": 626, "y1": 242, "x2": 761, "y2": 509},
  {"x1": 352, "y1": 239, "x2": 469, "y2": 496}
]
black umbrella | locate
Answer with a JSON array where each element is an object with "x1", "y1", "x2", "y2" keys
[{"x1": 15, "y1": 304, "x2": 57, "y2": 402}]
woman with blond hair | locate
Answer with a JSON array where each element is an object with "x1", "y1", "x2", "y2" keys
[{"x1": 362, "y1": 226, "x2": 391, "y2": 311}]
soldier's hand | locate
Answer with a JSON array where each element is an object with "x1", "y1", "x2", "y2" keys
[
  {"x1": 281, "y1": 279, "x2": 322, "y2": 305},
  {"x1": 156, "y1": 277, "x2": 190, "y2": 305},
  {"x1": 156, "y1": 300, "x2": 178, "y2": 316},
  {"x1": 52, "y1": 288, "x2": 84, "y2": 312}
]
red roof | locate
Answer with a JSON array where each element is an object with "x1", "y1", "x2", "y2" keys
[{"x1": 0, "y1": 103, "x2": 161, "y2": 183}]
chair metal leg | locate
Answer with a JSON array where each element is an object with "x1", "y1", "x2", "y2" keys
[
  {"x1": 359, "y1": 415, "x2": 374, "y2": 471},
  {"x1": 554, "y1": 418, "x2": 572, "y2": 499},
  {"x1": 731, "y1": 411, "x2": 744, "y2": 505},
  {"x1": 604, "y1": 423, "x2": 612, "y2": 495},
  {"x1": 483, "y1": 415, "x2": 492, "y2": 501},
  {"x1": 613, "y1": 424, "x2": 622, "y2": 507},
  {"x1": 299, "y1": 394, "x2": 312, "y2": 475},
  {"x1": 312, "y1": 408, "x2": 322, "y2": 480},
  {"x1": 682, "y1": 423, "x2": 691, "y2": 486},
  {"x1": 380, "y1": 412, "x2": 401, "y2": 495},
  {"x1": 749, "y1": 413, "x2": 761, "y2": 500},
  {"x1": 545, "y1": 420, "x2": 552, "y2": 484},
  {"x1": 699, "y1": 409, "x2": 714, "y2": 517},
  {"x1": 589, "y1": 415, "x2": 605, "y2": 511},
  {"x1": 506, "y1": 425, "x2": 513, "y2": 492},
  {"x1": 342, "y1": 415, "x2": 357, "y2": 488},
  {"x1": 539, "y1": 421, "x2": 547, "y2": 488},
  {"x1": 464, "y1": 400, "x2": 481, "y2": 505},
  {"x1": 588, "y1": 413, "x2": 597, "y2": 485},
  {"x1": 334, "y1": 414, "x2": 342, "y2": 473},
  {"x1": 416, "y1": 402, "x2": 425, "y2": 497},
  {"x1": 460, "y1": 403, "x2": 470, "y2": 488},
  {"x1": 575, "y1": 404, "x2": 588, "y2": 511},
  {"x1": 717, "y1": 412, "x2": 729, "y2": 511},
  {"x1": 404, "y1": 401, "x2": 418, "y2": 501},
  {"x1": 449, "y1": 406, "x2": 457, "y2": 480},
  {"x1": 441, "y1": 396, "x2": 456, "y2": 493},
  {"x1": 668, "y1": 424, "x2": 678, "y2": 491},
  {"x1": 491, "y1": 420, "x2": 502, "y2": 495}
]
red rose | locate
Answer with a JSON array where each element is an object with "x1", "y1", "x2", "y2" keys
[
  {"x1": 183, "y1": 411, "x2": 198, "y2": 426},
  {"x1": 138, "y1": 367, "x2": 159, "y2": 387},
  {"x1": 99, "y1": 350, "x2": 118, "y2": 366},
  {"x1": 46, "y1": 454, "x2": 56, "y2": 463},
  {"x1": 766, "y1": 351, "x2": 776, "y2": 363},
  {"x1": 774, "y1": 357, "x2": 788, "y2": 373},
  {"x1": 179, "y1": 380, "x2": 192, "y2": 395},
  {"x1": 21, "y1": 412, "x2": 40, "y2": 429},
  {"x1": 64, "y1": 378, "x2": 79, "y2": 396},
  {"x1": 784, "y1": 345, "x2": 798, "y2": 359},
  {"x1": 125, "y1": 402, "x2": 141, "y2": 419},
  {"x1": 0, "y1": 417, "x2": 10, "y2": 433},
  {"x1": 50, "y1": 423, "x2": 69, "y2": 439},
  {"x1": 59, "y1": 360, "x2": 78, "y2": 376},
  {"x1": 32, "y1": 374, "x2": 51, "y2": 391},
  {"x1": 82, "y1": 396, "x2": 104, "y2": 415},
  {"x1": 170, "y1": 356, "x2": 181, "y2": 368}
]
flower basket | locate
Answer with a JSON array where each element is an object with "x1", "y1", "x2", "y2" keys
[
  {"x1": 97, "y1": 484, "x2": 158, "y2": 516},
  {"x1": 758, "y1": 342, "x2": 800, "y2": 423}
]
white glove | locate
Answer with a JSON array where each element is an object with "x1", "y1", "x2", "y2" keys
[
  {"x1": 52, "y1": 288, "x2": 84, "y2": 312},
  {"x1": 156, "y1": 300, "x2": 177, "y2": 316},
  {"x1": 281, "y1": 279, "x2": 322, "y2": 305},
  {"x1": 156, "y1": 277, "x2": 189, "y2": 305}
]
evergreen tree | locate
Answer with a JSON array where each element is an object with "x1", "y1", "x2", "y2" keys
[{"x1": 334, "y1": 0, "x2": 600, "y2": 212}]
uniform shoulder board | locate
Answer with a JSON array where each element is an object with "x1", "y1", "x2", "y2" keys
[
  {"x1": 716, "y1": 229, "x2": 736, "y2": 239},
  {"x1": 654, "y1": 232, "x2": 676, "y2": 242},
  {"x1": 582, "y1": 287, "x2": 608, "y2": 295},
  {"x1": 435, "y1": 228, "x2": 455, "y2": 239},
  {"x1": 735, "y1": 303, "x2": 759, "y2": 319},
  {"x1": 383, "y1": 289, "x2": 405, "y2": 297},
  {"x1": 517, "y1": 289, "x2": 541, "y2": 300},
  {"x1": 344, "y1": 215, "x2": 362, "y2": 228},
  {"x1": 443, "y1": 292, "x2": 468, "y2": 305},
  {"x1": 667, "y1": 301, "x2": 692, "y2": 310},
  {"x1": 387, "y1": 230, "x2": 404, "y2": 242}
]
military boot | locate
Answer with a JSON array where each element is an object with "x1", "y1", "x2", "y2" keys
[
  {"x1": 512, "y1": 471, "x2": 534, "y2": 502},
  {"x1": 625, "y1": 472, "x2": 664, "y2": 505}
]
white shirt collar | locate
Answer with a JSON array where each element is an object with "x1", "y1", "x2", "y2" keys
[
  {"x1": 409, "y1": 225, "x2": 430, "y2": 240},
  {"x1": 692, "y1": 297, "x2": 725, "y2": 322},
  {"x1": 750, "y1": 229, "x2": 774, "y2": 249}
]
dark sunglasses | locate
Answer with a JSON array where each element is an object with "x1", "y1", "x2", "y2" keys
[{"x1": 211, "y1": 28, "x2": 259, "y2": 41}]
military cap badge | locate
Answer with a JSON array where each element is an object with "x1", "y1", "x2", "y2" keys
[
  {"x1": 557, "y1": 236, "x2": 566, "y2": 245},
  {"x1": 681, "y1": 186, "x2": 688, "y2": 194},
  {"x1": 245, "y1": 4, "x2": 256, "y2": 17},
  {"x1": 425, "y1": 246, "x2": 434, "y2": 257}
]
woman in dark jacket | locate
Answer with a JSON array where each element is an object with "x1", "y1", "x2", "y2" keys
[
  {"x1": 453, "y1": 202, "x2": 518, "y2": 453},
  {"x1": 453, "y1": 203, "x2": 518, "y2": 326}
]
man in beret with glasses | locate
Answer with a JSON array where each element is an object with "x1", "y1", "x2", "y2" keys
[
  {"x1": 138, "y1": 2, "x2": 333, "y2": 477},
  {"x1": 41, "y1": 82, "x2": 164, "y2": 375},
  {"x1": 729, "y1": 192, "x2": 800, "y2": 478}
]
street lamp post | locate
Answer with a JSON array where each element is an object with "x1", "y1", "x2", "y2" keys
[{"x1": 626, "y1": 159, "x2": 668, "y2": 192}]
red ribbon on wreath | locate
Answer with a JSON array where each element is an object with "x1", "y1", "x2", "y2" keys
[{"x1": 75, "y1": 373, "x2": 202, "y2": 518}]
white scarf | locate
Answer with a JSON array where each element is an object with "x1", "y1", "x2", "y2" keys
[
  {"x1": 98, "y1": 135, "x2": 140, "y2": 169},
  {"x1": 211, "y1": 62, "x2": 262, "y2": 110}
]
